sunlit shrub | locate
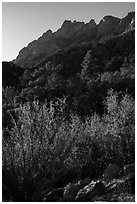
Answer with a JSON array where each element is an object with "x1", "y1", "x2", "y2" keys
[
  {"x1": 104, "y1": 89, "x2": 135, "y2": 166},
  {"x1": 3, "y1": 99, "x2": 76, "y2": 201},
  {"x1": 2, "y1": 90, "x2": 135, "y2": 201}
]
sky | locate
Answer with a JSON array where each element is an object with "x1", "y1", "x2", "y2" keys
[{"x1": 2, "y1": 2, "x2": 135, "y2": 61}]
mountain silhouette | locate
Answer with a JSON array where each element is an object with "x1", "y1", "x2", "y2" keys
[{"x1": 14, "y1": 12, "x2": 135, "y2": 68}]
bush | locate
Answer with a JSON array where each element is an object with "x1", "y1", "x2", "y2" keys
[
  {"x1": 3, "y1": 99, "x2": 77, "y2": 201},
  {"x1": 2, "y1": 90, "x2": 135, "y2": 201},
  {"x1": 104, "y1": 89, "x2": 135, "y2": 166}
]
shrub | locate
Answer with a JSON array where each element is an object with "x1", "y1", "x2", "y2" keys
[
  {"x1": 104, "y1": 89, "x2": 135, "y2": 166},
  {"x1": 2, "y1": 90, "x2": 135, "y2": 201},
  {"x1": 2, "y1": 99, "x2": 76, "y2": 201}
]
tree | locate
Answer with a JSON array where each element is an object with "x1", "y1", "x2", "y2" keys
[
  {"x1": 66, "y1": 74, "x2": 83, "y2": 96},
  {"x1": 80, "y1": 50, "x2": 102, "y2": 83}
]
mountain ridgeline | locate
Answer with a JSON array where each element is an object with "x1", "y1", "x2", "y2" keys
[{"x1": 14, "y1": 12, "x2": 135, "y2": 68}]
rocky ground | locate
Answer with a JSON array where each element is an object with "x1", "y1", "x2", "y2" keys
[
  {"x1": 2, "y1": 163, "x2": 135, "y2": 202},
  {"x1": 42, "y1": 163, "x2": 135, "y2": 202}
]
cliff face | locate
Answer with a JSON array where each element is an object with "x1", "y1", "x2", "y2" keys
[
  {"x1": 115, "y1": 12, "x2": 135, "y2": 34},
  {"x1": 15, "y1": 30, "x2": 59, "y2": 68},
  {"x1": 97, "y1": 12, "x2": 135, "y2": 41},
  {"x1": 15, "y1": 19, "x2": 98, "y2": 68},
  {"x1": 14, "y1": 12, "x2": 135, "y2": 68},
  {"x1": 97, "y1": 16, "x2": 120, "y2": 40}
]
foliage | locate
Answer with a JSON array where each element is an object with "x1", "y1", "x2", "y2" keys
[
  {"x1": 104, "y1": 89, "x2": 135, "y2": 166},
  {"x1": 2, "y1": 90, "x2": 135, "y2": 201},
  {"x1": 3, "y1": 98, "x2": 77, "y2": 201},
  {"x1": 2, "y1": 86, "x2": 21, "y2": 130}
]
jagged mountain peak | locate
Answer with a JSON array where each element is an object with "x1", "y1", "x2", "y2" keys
[
  {"x1": 43, "y1": 29, "x2": 53, "y2": 36},
  {"x1": 61, "y1": 19, "x2": 72, "y2": 27},
  {"x1": 97, "y1": 15, "x2": 120, "y2": 40},
  {"x1": 55, "y1": 19, "x2": 85, "y2": 38},
  {"x1": 102, "y1": 15, "x2": 120, "y2": 21},
  {"x1": 61, "y1": 19, "x2": 85, "y2": 27},
  {"x1": 116, "y1": 11, "x2": 135, "y2": 34},
  {"x1": 38, "y1": 29, "x2": 53, "y2": 42},
  {"x1": 86, "y1": 19, "x2": 97, "y2": 27}
]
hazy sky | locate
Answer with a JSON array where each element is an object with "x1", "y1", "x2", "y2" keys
[{"x1": 2, "y1": 2, "x2": 135, "y2": 61}]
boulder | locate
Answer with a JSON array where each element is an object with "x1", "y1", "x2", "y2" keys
[
  {"x1": 63, "y1": 177, "x2": 94, "y2": 201},
  {"x1": 78, "y1": 177, "x2": 92, "y2": 188},
  {"x1": 103, "y1": 164, "x2": 122, "y2": 181},
  {"x1": 75, "y1": 180, "x2": 106, "y2": 201},
  {"x1": 63, "y1": 182, "x2": 82, "y2": 201},
  {"x1": 105, "y1": 173, "x2": 135, "y2": 195},
  {"x1": 124, "y1": 164, "x2": 135, "y2": 176},
  {"x1": 105, "y1": 181, "x2": 117, "y2": 194},
  {"x1": 42, "y1": 187, "x2": 64, "y2": 202}
]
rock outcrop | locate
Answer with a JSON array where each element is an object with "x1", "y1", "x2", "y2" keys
[
  {"x1": 63, "y1": 177, "x2": 92, "y2": 201},
  {"x1": 75, "y1": 180, "x2": 106, "y2": 201},
  {"x1": 115, "y1": 12, "x2": 135, "y2": 34},
  {"x1": 55, "y1": 20, "x2": 85, "y2": 38},
  {"x1": 63, "y1": 182, "x2": 82, "y2": 201}
]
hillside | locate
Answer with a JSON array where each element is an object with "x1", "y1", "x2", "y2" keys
[
  {"x1": 14, "y1": 12, "x2": 135, "y2": 68},
  {"x1": 2, "y1": 11, "x2": 135, "y2": 202}
]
